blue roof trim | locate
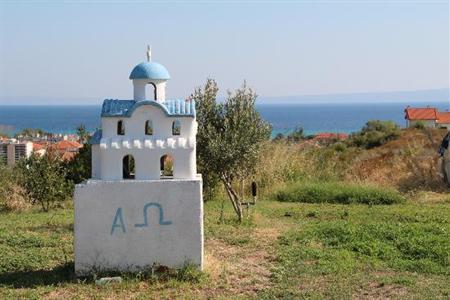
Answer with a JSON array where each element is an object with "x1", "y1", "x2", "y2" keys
[
  {"x1": 101, "y1": 99, "x2": 196, "y2": 118},
  {"x1": 129, "y1": 62, "x2": 170, "y2": 80},
  {"x1": 90, "y1": 129, "x2": 102, "y2": 145},
  {"x1": 101, "y1": 100, "x2": 136, "y2": 117}
]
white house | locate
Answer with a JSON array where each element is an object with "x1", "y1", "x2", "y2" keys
[
  {"x1": 74, "y1": 48, "x2": 203, "y2": 275},
  {"x1": 437, "y1": 112, "x2": 450, "y2": 130},
  {"x1": 404, "y1": 107, "x2": 450, "y2": 129},
  {"x1": 404, "y1": 107, "x2": 438, "y2": 128}
]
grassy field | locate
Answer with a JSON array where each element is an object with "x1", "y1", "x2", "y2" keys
[{"x1": 0, "y1": 193, "x2": 449, "y2": 299}]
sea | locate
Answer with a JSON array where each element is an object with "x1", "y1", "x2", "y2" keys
[{"x1": 0, "y1": 101, "x2": 449, "y2": 137}]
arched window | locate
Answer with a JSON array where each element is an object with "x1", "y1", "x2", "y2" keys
[
  {"x1": 145, "y1": 120, "x2": 153, "y2": 135},
  {"x1": 117, "y1": 120, "x2": 125, "y2": 135},
  {"x1": 146, "y1": 82, "x2": 157, "y2": 100},
  {"x1": 122, "y1": 155, "x2": 135, "y2": 179},
  {"x1": 160, "y1": 154, "x2": 174, "y2": 178},
  {"x1": 172, "y1": 120, "x2": 181, "y2": 136}
]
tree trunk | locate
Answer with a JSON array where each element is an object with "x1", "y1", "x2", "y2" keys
[{"x1": 221, "y1": 175, "x2": 243, "y2": 221}]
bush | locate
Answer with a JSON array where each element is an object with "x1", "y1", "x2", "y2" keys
[
  {"x1": 64, "y1": 144, "x2": 91, "y2": 184},
  {"x1": 0, "y1": 166, "x2": 30, "y2": 211},
  {"x1": 286, "y1": 126, "x2": 305, "y2": 142},
  {"x1": 16, "y1": 153, "x2": 73, "y2": 211},
  {"x1": 413, "y1": 121, "x2": 426, "y2": 129},
  {"x1": 349, "y1": 120, "x2": 401, "y2": 149},
  {"x1": 274, "y1": 181, "x2": 405, "y2": 205}
]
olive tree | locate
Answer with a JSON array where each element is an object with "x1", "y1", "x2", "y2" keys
[
  {"x1": 76, "y1": 124, "x2": 90, "y2": 144},
  {"x1": 193, "y1": 79, "x2": 271, "y2": 221}
]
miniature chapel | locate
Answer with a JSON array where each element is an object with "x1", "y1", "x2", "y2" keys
[
  {"x1": 74, "y1": 48, "x2": 203, "y2": 275},
  {"x1": 90, "y1": 47, "x2": 197, "y2": 180}
]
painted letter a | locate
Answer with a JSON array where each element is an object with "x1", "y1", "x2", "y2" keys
[{"x1": 111, "y1": 207, "x2": 126, "y2": 235}]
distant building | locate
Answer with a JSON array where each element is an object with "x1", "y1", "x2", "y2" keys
[
  {"x1": 32, "y1": 142, "x2": 47, "y2": 157},
  {"x1": 0, "y1": 140, "x2": 33, "y2": 166},
  {"x1": 404, "y1": 107, "x2": 450, "y2": 129},
  {"x1": 47, "y1": 140, "x2": 82, "y2": 160},
  {"x1": 404, "y1": 107, "x2": 438, "y2": 128},
  {"x1": 437, "y1": 112, "x2": 450, "y2": 130}
]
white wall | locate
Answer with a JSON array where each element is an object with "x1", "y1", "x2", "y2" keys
[
  {"x1": 407, "y1": 120, "x2": 436, "y2": 128},
  {"x1": 133, "y1": 79, "x2": 167, "y2": 102},
  {"x1": 98, "y1": 104, "x2": 197, "y2": 180},
  {"x1": 5, "y1": 142, "x2": 32, "y2": 166},
  {"x1": 99, "y1": 146, "x2": 196, "y2": 180},
  {"x1": 91, "y1": 144, "x2": 101, "y2": 179},
  {"x1": 437, "y1": 123, "x2": 450, "y2": 130},
  {"x1": 74, "y1": 178, "x2": 203, "y2": 275}
]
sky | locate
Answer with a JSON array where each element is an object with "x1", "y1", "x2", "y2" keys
[{"x1": 0, "y1": 0, "x2": 449, "y2": 105}]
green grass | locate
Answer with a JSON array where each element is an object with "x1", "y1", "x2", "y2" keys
[
  {"x1": 0, "y1": 194, "x2": 449, "y2": 299},
  {"x1": 257, "y1": 200, "x2": 450, "y2": 299},
  {"x1": 274, "y1": 181, "x2": 406, "y2": 205}
]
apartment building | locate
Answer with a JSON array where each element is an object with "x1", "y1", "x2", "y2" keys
[{"x1": 0, "y1": 140, "x2": 33, "y2": 166}]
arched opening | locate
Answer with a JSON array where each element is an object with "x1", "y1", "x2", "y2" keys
[
  {"x1": 160, "y1": 154, "x2": 174, "y2": 178},
  {"x1": 146, "y1": 82, "x2": 157, "y2": 100},
  {"x1": 145, "y1": 120, "x2": 153, "y2": 135},
  {"x1": 117, "y1": 120, "x2": 125, "y2": 135},
  {"x1": 122, "y1": 155, "x2": 135, "y2": 179},
  {"x1": 172, "y1": 120, "x2": 181, "y2": 136}
]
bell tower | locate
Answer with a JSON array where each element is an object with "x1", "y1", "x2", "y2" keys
[{"x1": 130, "y1": 46, "x2": 170, "y2": 102}]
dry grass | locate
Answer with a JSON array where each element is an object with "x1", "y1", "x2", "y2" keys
[
  {"x1": 345, "y1": 128, "x2": 447, "y2": 192},
  {"x1": 0, "y1": 184, "x2": 31, "y2": 212},
  {"x1": 255, "y1": 128, "x2": 449, "y2": 196}
]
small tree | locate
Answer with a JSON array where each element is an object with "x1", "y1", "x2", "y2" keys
[
  {"x1": 16, "y1": 153, "x2": 72, "y2": 211},
  {"x1": 14, "y1": 128, "x2": 46, "y2": 138},
  {"x1": 349, "y1": 120, "x2": 401, "y2": 149},
  {"x1": 413, "y1": 121, "x2": 426, "y2": 129},
  {"x1": 286, "y1": 126, "x2": 305, "y2": 142},
  {"x1": 64, "y1": 143, "x2": 91, "y2": 184},
  {"x1": 76, "y1": 124, "x2": 90, "y2": 144},
  {"x1": 194, "y1": 79, "x2": 271, "y2": 221}
]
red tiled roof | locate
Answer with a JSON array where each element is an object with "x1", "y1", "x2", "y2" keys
[
  {"x1": 314, "y1": 133, "x2": 349, "y2": 140},
  {"x1": 61, "y1": 151, "x2": 77, "y2": 161},
  {"x1": 32, "y1": 143, "x2": 46, "y2": 150},
  {"x1": 52, "y1": 140, "x2": 82, "y2": 151},
  {"x1": 437, "y1": 112, "x2": 450, "y2": 124},
  {"x1": 404, "y1": 107, "x2": 437, "y2": 120}
]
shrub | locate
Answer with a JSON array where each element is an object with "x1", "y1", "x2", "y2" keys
[
  {"x1": 64, "y1": 144, "x2": 91, "y2": 184},
  {"x1": 413, "y1": 121, "x2": 426, "y2": 129},
  {"x1": 349, "y1": 120, "x2": 401, "y2": 149},
  {"x1": 273, "y1": 133, "x2": 285, "y2": 141},
  {"x1": 0, "y1": 166, "x2": 30, "y2": 211},
  {"x1": 16, "y1": 153, "x2": 73, "y2": 211},
  {"x1": 274, "y1": 181, "x2": 405, "y2": 205},
  {"x1": 286, "y1": 126, "x2": 305, "y2": 142}
]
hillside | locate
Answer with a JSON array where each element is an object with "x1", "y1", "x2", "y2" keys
[{"x1": 345, "y1": 128, "x2": 448, "y2": 192}]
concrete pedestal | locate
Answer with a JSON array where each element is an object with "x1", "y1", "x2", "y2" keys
[{"x1": 74, "y1": 177, "x2": 203, "y2": 276}]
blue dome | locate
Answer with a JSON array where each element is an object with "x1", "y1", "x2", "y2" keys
[{"x1": 129, "y1": 62, "x2": 170, "y2": 80}]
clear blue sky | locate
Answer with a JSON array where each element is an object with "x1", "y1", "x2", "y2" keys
[{"x1": 0, "y1": 1, "x2": 448, "y2": 104}]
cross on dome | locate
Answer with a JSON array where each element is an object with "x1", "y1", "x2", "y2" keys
[{"x1": 146, "y1": 45, "x2": 152, "y2": 62}]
